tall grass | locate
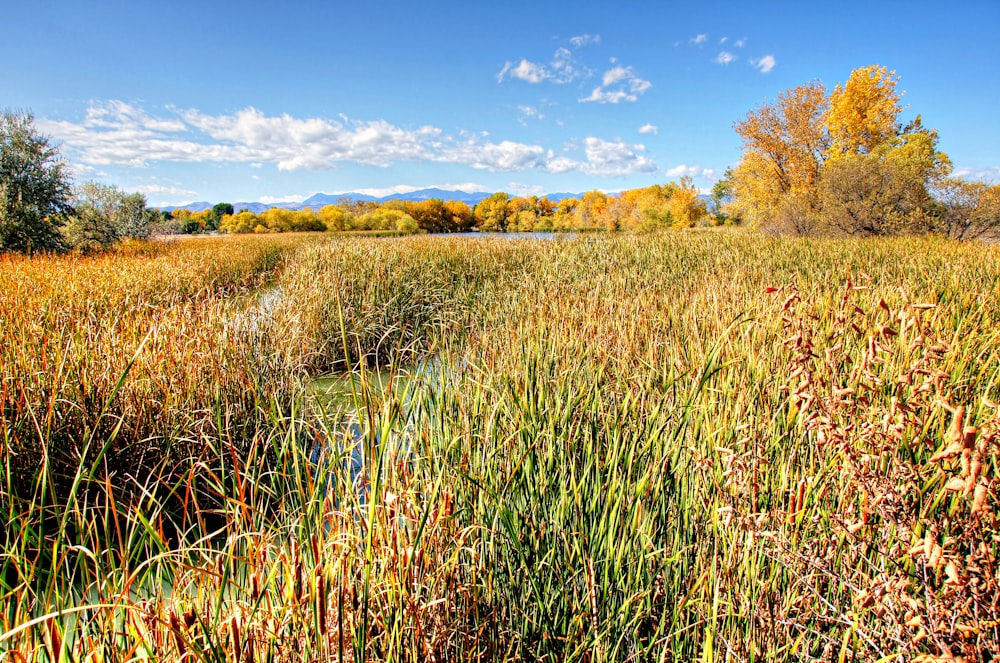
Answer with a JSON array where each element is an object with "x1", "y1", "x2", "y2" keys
[{"x1": 1, "y1": 230, "x2": 998, "y2": 661}]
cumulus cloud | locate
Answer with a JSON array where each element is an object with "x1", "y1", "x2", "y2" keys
[
  {"x1": 497, "y1": 46, "x2": 584, "y2": 85},
  {"x1": 41, "y1": 100, "x2": 657, "y2": 179},
  {"x1": 690, "y1": 33, "x2": 708, "y2": 45},
  {"x1": 714, "y1": 51, "x2": 736, "y2": 65},
  {"x1": 638, "y1": 124, "x2": 658, "y2": 135},
  {"x1": 569, "y1": 34, "x2": 601, "y2": 48},
  {"x1": 507, "y1": 182, "x2": 548, "y2": 197},
  {"x1": 133, "y1": 184, "x2": 198, "y2": 197},
  {"x1": 580, "y1": 65, "x2": 651, "y2": 104},
  {"x1": 665, "y1": 164, "x2": 708, "y2": 178},
  {"x1": 580, "y1": 138, "x2": 656, "y2": 176},
  {"x1": 952, "y1": 166, "x2": 1000, "y2": 183},
  {"x1": 734, "y1": 38, "x2": 747, "y2": 48},
  {"x1": 497, "y1": 59, "x2": 549, "y2": 83},
  {"x1": 258, "y1": 194, "x2": 307, "y2": 204},
  {"x1": 354, "y1": 182, "x2": 490, "y2": 197},
  {"x1": 517, "y1": 105, "x2": 544, "y2": 126},
  {"x1": 751, "y1": 55, "x2": 777, "y2": 73}
]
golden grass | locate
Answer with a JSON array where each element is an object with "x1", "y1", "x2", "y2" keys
[{"x1": 1, "y1": 230, "x2": 998, "y2": 661}]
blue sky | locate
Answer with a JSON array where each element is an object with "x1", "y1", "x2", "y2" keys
[{"x1": 3, "y1": 0, "x2": 998, "y2": 207}]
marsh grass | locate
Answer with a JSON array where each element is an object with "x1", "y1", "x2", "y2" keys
[{"x1": 1, "y1": 231, "x2": 998, "y2": 661}]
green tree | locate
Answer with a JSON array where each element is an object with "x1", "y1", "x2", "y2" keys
[
  {"x1": 63, "y1": 182, "x2": 155, "y2": 250},
  {"x1": 710, "y1": 167, "x2": 739, "y2": 224},
  {"x1": 0, "y1": 109, "x2": 73, "y2": 253},
  {"x1": 208, "y1": 202, "x2": 234, "y2": 230}
]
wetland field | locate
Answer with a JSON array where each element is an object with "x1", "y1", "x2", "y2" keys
[{"x1": 1, "y1": 230, "x2": 998, "y2": 661}]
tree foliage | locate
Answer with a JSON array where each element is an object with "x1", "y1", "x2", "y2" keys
[
  {"x1": 730, "y1": 66, "x2": 955, "y2": 237},
  {"x1": 730, "y1": 81, "x2": 828, "y2": 226},
  {"x1": 474, "y1": 192, "x2": 512, "y2": 231},
  {"x1": 0, "y1": 109, "x2": 73, "y2": 253},
  {"x1": 826, "y1": 65, "x2": 903, "y2": 157},
  {"x1": 63, "y1": 181, "x2": 156, "y2": 251},
  {"x1": 933, "y1": 177, "x2": 1000, "y2": 240}
]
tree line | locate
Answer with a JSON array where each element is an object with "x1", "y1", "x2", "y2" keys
[
  {"x1": 5, "y1": 69, "x2": 998, "y2": 255},
  {"x1": 164, "y1": 177, "x2": 713, "y2": 236},
  {"x1": 721, "y1": 65, "x2": 999, "y2": 239}
]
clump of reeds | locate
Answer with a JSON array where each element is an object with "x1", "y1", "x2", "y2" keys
[{"x1": 3, "y1": 230, "x2": 999, "y2": 661}]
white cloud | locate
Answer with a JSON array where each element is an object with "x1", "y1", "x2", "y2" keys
[
  {"x1": 715, "y1": 51, "x2": 736, "y2": 65},
  {"x1": 580, "y1": 65, "x2": 651, "y2": 104},
  {"x1": 42, "y1": 100, "x2": 658, "y2": 179},
  {"x1": 498, "y1": 46, "x2": 585, "y2": 85},
  {"x1": 751, "y1": 55, "x2": 776, "y2": 73},
  {"x1": 545, "y1": 155, "x2": 579, "y2": 174},
  {"x1": 638, "y1": 124, "x2": 659, "y2": 135},
  {"x1": 691, "y1": 34, "x2": 708, "y2": 45},
  {"x1": 497, "y1": 59, "x2": 549, "y2": 84},
  {"x1": 517, "y1": 105, "x2": 544, "y2": 125},
  {"x1": 734, "y1": 38, "x2": 747, "y2": 48},
  {"x1": 353, "y1": 182, "x2": 490, "y2": 197},
  {"x1": 569, "y1": 34, "x2": 601, "y2": 48},
  {"x1": 952, "y1": 166, "x2": 1000, "y2": 183},
  {"x1": 665, "y1": 164, "x2": 707, "y2": 178},
  {"x1": 507, "y1": 182, "x2": 548, "y2": 197},
  {"x1": 258, "y1": 194, "x2": 307, "y2": 205},
  {"x1": 580, "y1": 137, "x2": 656, "y2": 176},
  {"x1": 133, "y1": 184, "x2": 198, "y2": 197},
  {"x1": 445, "y1": 139, "x2": 551, "y2": 172}
]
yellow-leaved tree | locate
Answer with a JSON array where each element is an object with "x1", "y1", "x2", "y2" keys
[
  {"x1": 730, "y1": 65, "x2": 952, "y2": 236},
  {"x1": 666, "y1": 177, "x2": 708, "y2": 228},
  {"x1": 730, "y1": 81, "x2": 828, "y2": 229},
  {"x1": 826, "y1": 65, "x2": 903, "y2": 158}
]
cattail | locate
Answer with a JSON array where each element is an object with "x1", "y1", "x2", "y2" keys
[
  {"x1": 231, "y1": 614, "x2": 242, "y2": 659},
  {"x1": 169, "y1": 610, "x2": 186, "y2": 657},
  {"x1": 48, "y1": 621, "x2": 62, "y2": 660},
  {"x1": 928, "y1": 543, "x2": 943, "y2": 570},
  {"x1": 963, "y1": 425, "x2": 978, "y2": 450},
  {"x1": 972, "y1": 482, "x2": 989, "y2": 515},
  {"x1": 949, "y1": 407, "x2": 965, "y2": 443},
  {"x1": 317, "y1": 574, "x2": 328, "y2": 636}
]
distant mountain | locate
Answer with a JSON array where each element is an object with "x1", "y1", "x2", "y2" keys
[
  {"x1": 159, "y1": 188, "x2": 582, "y2": 213},
  {"x1": 544, "y1": 192, "x2": 581, "y2": 203}
]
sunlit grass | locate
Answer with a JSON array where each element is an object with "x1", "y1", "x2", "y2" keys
[{"x1": 1, "y1": 230, "x2": 998, "y2": 661}]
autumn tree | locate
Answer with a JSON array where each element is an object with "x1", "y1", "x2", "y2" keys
[
  {"x1": 666, "y1": 177, "x2": 707, "y2": 228},
  {"x1": 552, "y1": 197, "x2": 578, "y2": 230},
  {"x1": 933, "y1": 177, "x2": 1000, "y2": 240},
  {"x1": 443, "y1": 200, "x2": 474, "y2": 232},
  {"x1": 710, "y1": 168, "x2": 739, "y2": 225},
  {"x1": 318, "y1": 204, "x2": 350, "y2": 231},
  {"x1": 206, "y1": 202, "x2": 234, "y2": 230},
  {"x1": 474, "y1": 192, "x2": 512, "y2": 231},
  {"x1": 817, "y1": 117, "x2": 950, "y2": 236},
  {"x1": 826, "y1": 65, "x2": 902, "y2": 158},
  {"x1": 219, "y1": 210, "x2": 259, "y2": 234},
  {"x1": 357, "y1": 208, "x2": 418, "y2": 233},
  {"x1": 731, "y1": 66, "x2": 951, "y2": 236},
  {"x1": 730, "y1": 81, "x2": 828, "y2": 228},
  {"x1": 575, "y1": 190, "x2": 611, "y2": 229}
]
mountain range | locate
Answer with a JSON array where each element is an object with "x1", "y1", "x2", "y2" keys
[{"x1": 160, "y1": 188, "x2": 583, "y2": 214}]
